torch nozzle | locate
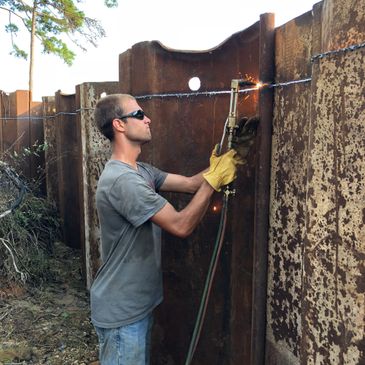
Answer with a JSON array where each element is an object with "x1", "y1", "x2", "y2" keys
[{"x1": 238, "y1": 80, "x2": 257, "y2": 87}]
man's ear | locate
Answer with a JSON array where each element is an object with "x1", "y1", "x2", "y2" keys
[{"x1": 112, "y1": 118, "x2": 125, "y2": 133}]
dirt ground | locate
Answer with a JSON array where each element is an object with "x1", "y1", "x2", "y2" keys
[{"x1": 0, "y1": 242, "x2": 100, "y2": 365}]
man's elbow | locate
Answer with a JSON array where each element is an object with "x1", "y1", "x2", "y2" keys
[
  {"x1": 176, "y1": 230, "x2": 192, "y2": 239},
  {"x1": 173, "y1": 222, "x2": 194, "y2": 238}
]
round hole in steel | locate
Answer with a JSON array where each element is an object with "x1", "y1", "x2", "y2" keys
[{"x1": 188, "y1": 77, "x2": 201, "y2": 91}]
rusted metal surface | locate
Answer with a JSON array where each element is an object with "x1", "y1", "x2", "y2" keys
[
  {"x1": 251, "y1": 12, "x2": 275, "y2": 365},
  {"x1": 0, "y1": 90, "x2": 43, "y2": 184},
  {"x1": 75, "y1": 82, "x2": 119, "y2": 288},
  {"x1": 118, "y1": 23, "x2": 260, "y2": 365},
  {"x1": 267, "y1": 81, "x2": 311, "y2": 365},
  {"x1": 302, "y1": 0, "x2": 365, "y2": 360},
  {"x1": 13, "y1": 91, "x2": 32, "y2": 178},
  {"x1": 0, "y1": 91, "x2": 29, "y2": 165},
  {"x1": 266, "y1": 9, "x2": 314, "y2": 365},
  {"x1": 267, "y1": 0, "x2": 365, "y2": 364},
  {"x1": 54, "y1": 92, "x2": 81, "y2": 249},
  {"x1": 303, "y1": 49, "x2": 365, "y2": 365},
  {"x1": 321, "y1": 0, "x2": 365, "y2": 52},
  {"x1": 42, "y1": 96, "x2": 59, "y2": 205},
  {"x1": 0, "y1": 91, "x2": 11, "y2": 154},
  {"x1": 29, "y1": 103, "x2": 45, "y2": 194}
]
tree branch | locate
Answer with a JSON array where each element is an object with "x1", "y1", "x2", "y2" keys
[{"x1": 0, "y1": 6, "x2": 26, "y2": 21}]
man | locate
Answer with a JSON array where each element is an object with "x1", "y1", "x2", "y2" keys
[{"x1": 90, "y1": 94, "x2": 241, "y2": 365}]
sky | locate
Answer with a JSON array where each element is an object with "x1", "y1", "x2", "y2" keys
[{"x1": 0, "y1": 0, "x2": 320, "y2": 101}]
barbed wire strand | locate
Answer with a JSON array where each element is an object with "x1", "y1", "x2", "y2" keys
[
  {"x1": 0, "y1": 39, "x2": 363, "y2": 121},
  {"x1": 0, "y1": 78, "x2": 311, "y2": 120},
  {"x1": 311, "y1": 41, "x2": 365, "y2": 62}
]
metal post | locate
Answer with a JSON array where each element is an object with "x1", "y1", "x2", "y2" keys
[{"x1": 251, "y1": 12, "x2": 275, "y2": 365}]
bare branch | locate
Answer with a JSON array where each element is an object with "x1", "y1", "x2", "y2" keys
[
  {"x1": 0, "y1": 238, "x2": 28, "y2": 283},
  {"x1": 0, "y1": 6, "x2": 26, "y2": 21}
]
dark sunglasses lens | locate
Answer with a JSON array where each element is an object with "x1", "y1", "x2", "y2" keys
[{"x1": 134, "y1": 110, "x2": 144, "y2": 120}]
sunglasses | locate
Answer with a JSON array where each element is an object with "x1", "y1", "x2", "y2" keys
[{"x1": 119, "y1": 109, "x2": 145, "y2": 120}]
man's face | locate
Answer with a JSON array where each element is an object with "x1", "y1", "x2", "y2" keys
[{"x1": 120, "y1": 98, "x2": 152, "y2": 144}]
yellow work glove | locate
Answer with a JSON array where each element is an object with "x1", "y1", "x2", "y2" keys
[
  {"x1": 203, "y1": 146, "x2": 242, "y2": 192},
  {"x1": 231, "y1": 116, "x2": 259, "y2": 163}
]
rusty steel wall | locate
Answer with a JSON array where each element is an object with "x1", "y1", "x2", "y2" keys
[
  {"x1": 28, "y1": 103, "x2": 45, "y2": 194},
  {"x1": 0, "y1": 91, "x2": 11, "y2": 154},
  {"x1": 267, "y1": 0, "x2": 365, "y2": 364},
  {"x1": 42, "y1": 96, "x2": 59, "y2": 205},
  {"x1": 54, "y1": 92, "x2": 81, "y2": 249},
  {"x1": 75, "y1": 82, "x2": 119, "y2": 288},
  {"x1": 302, "y1": 0, "x2": 365, "y2": 362},
  {"x1": 0, "y1": 90, "x2": 43, "y2": 185},
  {"x1": 266, "y1": 8, "x2": 314, "y2": 364},
  {"x1": 251, "y1": 13, "x2": 275, "y2": 365},
  {"x1": 117, "y1": 23, "x2": 261, "y2": 365}
]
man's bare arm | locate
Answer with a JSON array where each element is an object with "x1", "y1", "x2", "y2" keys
[
  {"x1": 160, "y1": 169, "x2": 208, "y2": 194},
  {"x1": 151, "y1": 180, "x2": 213, "y2": 238}
]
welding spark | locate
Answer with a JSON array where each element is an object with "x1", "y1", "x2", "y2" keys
[
  {"x1": 254, "y1": 81, "x2": 272, "y2": 89},
  {"x1": 239, "y1": 74, "x2": 265, "y2": 89}
]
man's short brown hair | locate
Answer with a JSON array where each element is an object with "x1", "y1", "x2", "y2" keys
[{"x1": 94, "y1": 94, "x2": 135, "y2": 141}]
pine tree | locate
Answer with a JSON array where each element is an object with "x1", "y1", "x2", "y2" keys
[{"x1": 0, "y1": 0, "x2": 118, "y2": 95}]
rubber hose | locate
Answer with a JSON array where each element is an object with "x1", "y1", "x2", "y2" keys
[{"x1": 184, "y1": 192, "x2": 229, "y2": 365}]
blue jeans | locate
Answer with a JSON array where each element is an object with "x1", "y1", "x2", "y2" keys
[{"x1": 94, "y1": 313, "x2": 153, "y2": 365}]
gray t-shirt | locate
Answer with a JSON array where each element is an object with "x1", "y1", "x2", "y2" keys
[{"x1": 90, "y1": 160, "x2": 168, "y2": 328}]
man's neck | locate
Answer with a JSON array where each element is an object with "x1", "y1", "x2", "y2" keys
[{"x1": 111, "y1": 142, "x2": 141, "y2": 170}]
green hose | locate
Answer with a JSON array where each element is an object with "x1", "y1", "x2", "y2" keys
[{"x1": 184, "y1": 192, "x2": 229, "y2": 365}]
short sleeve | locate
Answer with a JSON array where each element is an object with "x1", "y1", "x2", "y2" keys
[
  {"x1": 108, "y1": 171, "x2": 167, "y2": 227},
  {"x1": 148, "y1": 165, "x2": 167, "y2": 190},
  {"x1": 137, "y1": 163, "x2": 167, "y2": 191}
]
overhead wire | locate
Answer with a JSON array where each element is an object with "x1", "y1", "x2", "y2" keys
[
  {"x1": 3, "y1": 35, "x2": 365, "y2": 122},
  {"x1": 0, "y1": 76, "x2": 311, "y2": 121},
  {"x1": 0, "y1": 37, "x2": 362, "y2": 122}
]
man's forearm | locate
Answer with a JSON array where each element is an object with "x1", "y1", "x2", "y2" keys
[
  {"x1": 188, "y1": 168, "x2": 209, "y2": 193},
  {"x1": 175, "y1": 180, "x2": 214, "y2": 237},
  {"x1": 151, "y1": 180, "x2": 214, "y2": 238},
  {"x1": 160, "y1": 168, "x2": 207, "y2": 194}
]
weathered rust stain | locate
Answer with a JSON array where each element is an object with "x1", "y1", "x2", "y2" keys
[
  {"x1": 268, "y1": 1, "x2": 364, "y2": 364},
  {"x1": 268, "y1": 82, "x2": 311, "y2": 361},
  {"x1": 321, "y1": 0, "x2": 365, "y2": 51},
  {"x1": 303, "y1": 48, "x2": 365, "y2": 365},
  {"x1": 274, "y1": 10, "x2": 313, "y2": 82},
  {"x1": 267, "y1": 9, "x2": 313, "y2": 363},
  {"x1": 42, "y1": 96, "x2": 58, "y2": 205},
  {"x1": 76, "y1": 82, "x2": 119, "y2": 288}
]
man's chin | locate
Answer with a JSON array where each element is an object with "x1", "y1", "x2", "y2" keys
[{"x1": 141, "y1": 137, "x2": 152, "y2": 145}]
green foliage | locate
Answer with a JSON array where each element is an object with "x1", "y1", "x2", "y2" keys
[
  {"x1": 104, "y1": 0, "x2": 118, "y2": 7},
  {"x1": 7, "y1": 141, "x2": 49, "y2": 186},
  {"x1": 0, "y1": 192, "x2": 62, "y2": 286},
  {"x1": 5, "y1": 22, "x2": 18, "y2": 32},
  {"x1": 43, "y1": 36, "x2": 76, "y2": 65},
  {"x1": 10, "y1": 44, "x2": 28, "y2": 59},
  {"x1": 1, "y1": 0, "x2": 119, "y2": 65},
  {"x1": 0, "y1": 144, "x2": 62, "y2": 287}
]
